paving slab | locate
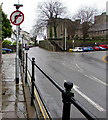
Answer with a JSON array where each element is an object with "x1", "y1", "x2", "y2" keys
[
  {"x1": 1, "y1": 53, "x2": 37, "y2": 119},
  {"x1": 1, "y1": 54, "x2": 27, "y2": 119},
  {"x1": 0, "y1": 66, "x2": 2, "y2": 119}
]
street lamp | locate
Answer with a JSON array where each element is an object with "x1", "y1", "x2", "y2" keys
[
  {"x1": 95, "y1": 42, "x2": 97, "y2": 45},
  {"x1": 72, "y1": 40, "x2": 75, "y2": 49}
]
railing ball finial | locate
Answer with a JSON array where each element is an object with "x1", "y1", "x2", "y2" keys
[
  {"x1": 32, "y1": 57, "x2": 35, "y2": 61},
  {"x1": 64, "y1": 82, "x2": 73, "y2": 91}
]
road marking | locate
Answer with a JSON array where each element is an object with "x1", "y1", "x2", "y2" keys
[
  {"x1": 75, "y1": 63, "x2": 83, "y2": 72},
  {"x1": 34, "y1": 89, "x2": 50, "y2": 119},
  {"x1": 73, "y1": 85, "x2": 106, "y2": 112},
  {"x1": 64, "y1": 80, "x2": 67, "y2": 82},
  {"x1": 27, "y1": 72, "x2": 50, "y2": 119},
  {"x1": 75, "y1": 63, "x2": 107, "y2": 86},
  {"x1": 63, "y1": 80, "x2": 105, "y2": 112},
  {"x1": 102, "y1": 55, "x2": 108, "y2": 63},
  {"x1": 84, "y1": 74, "x2": 108, "y2": 86},
  {"x1": 63, "y1": 61, "x2": 107, "y2": 86},
  {"x1": 62, "y1": 62, "x2": 76, "y2": 71}
]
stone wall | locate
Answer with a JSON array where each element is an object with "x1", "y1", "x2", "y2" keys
[
  {"x1": 39, "y1": 40, "x2": 55, "y2": 51},
  {"x1": 39, "y1": 39, "x2": 108, "y2": 51}
]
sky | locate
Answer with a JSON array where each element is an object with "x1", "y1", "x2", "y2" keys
[{"x1": 1, "y1": 0, "x2": 107, "y2": 33}]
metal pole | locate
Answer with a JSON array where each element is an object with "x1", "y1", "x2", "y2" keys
[
  {"x1": 25, "y1": 52, "x2": 27, "y2": 83},
  {"x1": 15, "y1": 25, "x2": 20, "y2": 84},
  {"x1": 31, "y1": 57, "x2": 35, "y2": 106},
  {"x1": 21, "y1": 35, "x2": 24, "y2": 72},
  {"x1": 13, "y1": 3, "x2": 23, "y2": 84},
  {"x1": 64, "y1": 28, "x2": 67, "y2": 51},
  {"x1": 62, "y1": 82, "x2": 74, "y2": 120},
  {"x1": 21, "y1": 36, "x2": 23, "y2": 63},
  {"x1": 22, "y1": 50, "x2": 25, "y2": 73}
]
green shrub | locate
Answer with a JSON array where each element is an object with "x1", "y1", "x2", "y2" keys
[
  {"x1": 12, "y1": 41, "x2": 16, "y2": 45},
  {"x1": 2, "y1": 40, "x2": 12, "y2": 46},
  {"x1": 2, "y1": 50, "x2": 6, "y2": 54}
]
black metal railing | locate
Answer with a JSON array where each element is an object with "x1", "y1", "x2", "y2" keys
[
  {"x1": 24, "y1": 52, "x2": 99, "y2": 120},
  {"x1": 24, "y1": 54, "x2": 52, "y2": 119}
]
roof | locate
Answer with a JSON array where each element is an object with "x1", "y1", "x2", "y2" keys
[{"x1": 88, "y1": 22, "x2": 108, "y2": 32}]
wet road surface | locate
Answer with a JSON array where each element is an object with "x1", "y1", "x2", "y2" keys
[{"x1": 28, "y1": 47, "x2": 107, "y2": 119}]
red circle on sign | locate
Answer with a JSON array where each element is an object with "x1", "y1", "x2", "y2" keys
[{"x1": 10, "y1": 10, "x2": 24, "y2": 25}]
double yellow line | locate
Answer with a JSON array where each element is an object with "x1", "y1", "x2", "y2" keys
[
  {"x1": 27, "y1": 72, "x2": 51, "y2": 119},
  {"x1": 102, "y1": 55, "x2": 108, "y2": 63}
]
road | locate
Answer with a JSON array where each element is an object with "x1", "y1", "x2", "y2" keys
[{"x1": 28, "y1": 47, "x2": 107, "y2": 119}]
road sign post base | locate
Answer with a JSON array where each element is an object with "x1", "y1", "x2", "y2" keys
[{"x1": 16, "y1": 78, "x2": 19, "y2": 84}]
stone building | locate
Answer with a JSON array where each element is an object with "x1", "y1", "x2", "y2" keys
[
  {"x1": 88, "y1": 12, "x2": 108, "y2": 39},
  {"x1": 47, "y1": 12, "x2": 108, "y2": 41},
  {"x1": 74, "y1": 20, "x2": 83, "y2": 38},
  {"x1": 47, "y1": 18, "x2": 78, "y2": 40}
]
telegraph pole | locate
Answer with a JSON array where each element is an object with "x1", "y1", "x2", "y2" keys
[{"x1": 10, "y1": 3, "x2": 24, "y2": 84}]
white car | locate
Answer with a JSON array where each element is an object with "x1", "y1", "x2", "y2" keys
[{"x1": 73, "y1": 47, "x2": 83, "y2": 52}]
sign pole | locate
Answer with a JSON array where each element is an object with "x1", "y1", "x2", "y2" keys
[
  {"x1": 15, "y1": 25, "x2": 20, "y2": 84},
  {"x1": 10, "y1": 4, "x2": 24, "y2": 84}
]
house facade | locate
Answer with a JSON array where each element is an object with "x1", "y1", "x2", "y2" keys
[
  {"x1": 10, "y1": 30, "x2": 32, "y2": 45},
  {"x1": 20, "y1": 30, "x2": 32, "y2": 45}
]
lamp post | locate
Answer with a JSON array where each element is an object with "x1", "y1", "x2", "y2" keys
[
  {"x1": 73, "y1": 40, "x2": 75, "y2": 49},
  {"x1": 64, "y1": 28, "x2": 67, "y2": 51}
]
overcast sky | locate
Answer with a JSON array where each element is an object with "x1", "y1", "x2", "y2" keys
[{"x1": 1, "y1": 0, "x2": 107, "y2": 33}]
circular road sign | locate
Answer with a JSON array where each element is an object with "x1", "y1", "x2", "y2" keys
[{"x1": 10, "y1": 10, "x2": 24, "y2": 25}]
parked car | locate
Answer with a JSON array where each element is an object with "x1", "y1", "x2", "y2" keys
[
  {"x1": 83, "y1": 47, "x2": 94, "y2": 52},
  {"x1": 93, "y1": 46, "x2": 100, "y2": 51},
  {"x1": 2, "y1": 48, "x2": 12, "y2": 53},
  {"x1": 73, "y1": 47, "x2": 83, "y2": 52},
  {"x1": 99, "y1": 45, "x2": 108, "y2": 50},
  {"x1": 99, "y1": 46, "x2": 106, "y2": 51}
]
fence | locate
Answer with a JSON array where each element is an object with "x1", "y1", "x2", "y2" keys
[{"x1": 22, "y1": 52, "x2": 99, "y2": 120}]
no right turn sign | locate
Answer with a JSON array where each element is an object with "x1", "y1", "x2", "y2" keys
[{"x1": 10, "y1": 10, "x2": 24, "y2": 25}]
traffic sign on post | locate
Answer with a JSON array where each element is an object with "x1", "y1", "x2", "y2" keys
[
  {"x1": 10, "y1": 3, "x2": 24, "y2": 84},
  {"x1": 10, "y1": 10, "x2": 24, "y2": 25}
]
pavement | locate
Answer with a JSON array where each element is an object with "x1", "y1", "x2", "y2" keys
[{"x1": 0, "y1": 53, "x2": 37, "y2": 119}]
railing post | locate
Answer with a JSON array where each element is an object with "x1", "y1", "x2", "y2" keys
[
  {"x1": 31, "y1": 57, "x2": 35, "y2": 106},
  {"x1": 62, "y1": 82, "x2": 74, "y2": 120},
  {"x1": 25, "y1": 52, "x2": 28, "y2": 83}
]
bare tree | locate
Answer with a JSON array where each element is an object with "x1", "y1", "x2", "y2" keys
[
  {"x1": 73, "y1": 6, "x2": 98, "y2": 41},
  {"x1": 33, "y1": 0, "x2": 66, "y2": 39},
  {"x1": 74, "y1": 6, "x2": 97, "y2": 23}
]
